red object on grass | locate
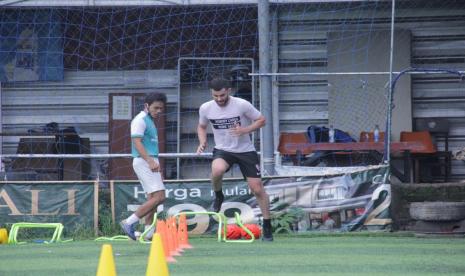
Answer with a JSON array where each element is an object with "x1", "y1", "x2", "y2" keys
[
  {"x1": 240, "y1": 224, "x2": 261, "y2": 239},
  {"x1": 226, "y1": 224, "x2": 242, "y2": 240}
]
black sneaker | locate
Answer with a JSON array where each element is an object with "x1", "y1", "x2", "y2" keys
[
  {"x1": 262, "y1": 225, "x2": 274, "y2": 242},
  {"x1": 210, "y1": 195, "x2": 224, "y2": 213}
]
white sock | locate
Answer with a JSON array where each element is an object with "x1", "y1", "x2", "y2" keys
[
  {"x1": 126, "y1": 214, "x2": 139, "y2": 225},
  {"x1": 144, "y1": 224, "x2": 155, "y2": 238}
]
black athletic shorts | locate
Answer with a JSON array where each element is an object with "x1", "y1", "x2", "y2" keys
[{"x1": 212, "y1": 148, "x2": 261, "y2": 178}]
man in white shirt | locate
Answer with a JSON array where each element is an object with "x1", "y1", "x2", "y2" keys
[
  {"x1": 197, "y1": 78, "x2": 273, "y2": 241},
  {"x1": 120, "y1": 93, "x2": 166, "y2": 240}
]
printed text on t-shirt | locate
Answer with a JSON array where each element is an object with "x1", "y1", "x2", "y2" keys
[{"x1": 210, "y1": 117, "x2": 241, "y2": 129}]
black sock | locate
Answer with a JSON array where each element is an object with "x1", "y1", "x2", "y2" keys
[
  {"x1": 263, "y1": 219, "x2": 271, "y2": 229},
  {"x1": 215, "y1": 191, "x2": 224, "y2": 199}
]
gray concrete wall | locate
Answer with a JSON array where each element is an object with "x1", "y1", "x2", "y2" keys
[{"x1": 327, "y1": 30, "x2": 411, "y2": 141}]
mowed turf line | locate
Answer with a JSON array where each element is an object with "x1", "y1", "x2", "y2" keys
[{"x1": 0, "y1": 235, "x2": 465, "y2": 275}]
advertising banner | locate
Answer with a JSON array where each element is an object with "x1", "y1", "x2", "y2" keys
[
  {"x1": 0, "y1": 181, "x2": 98, "y2": 234},
  {"x1": 113, "y1": 166, "x2": 391, "y2": 233}
]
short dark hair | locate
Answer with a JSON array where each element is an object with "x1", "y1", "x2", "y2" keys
[
  {"x1": 144, "y1": 92, "x2": 167, "y2": 105},
  {"x1": 208, "y1": 78, "x2": 231, "y2": 91}
]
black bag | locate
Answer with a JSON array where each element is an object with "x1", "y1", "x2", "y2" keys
[
  {"x1": 307, "y1": 125, "x2": 329, "y2": 143},
  {"x1": 307, "y1": 125, "x2": 355, "y2": 143}
]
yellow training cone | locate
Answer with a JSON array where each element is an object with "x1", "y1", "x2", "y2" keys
[
  {"x1": 0, "y1": 228, "x2": 8, "y2": 244},
  {"x1": 146, "y1": 233, "x2": 169, "y2": 276},
  {"x1": 96, "y1": 244, "x2": 117, "y2": 276}
]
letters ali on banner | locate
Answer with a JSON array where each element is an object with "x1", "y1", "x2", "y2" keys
[
  {"x1": 112, "y1": 166, "x2": 391, "y2": 234},
  {"x1": 0, "y1": 182, "x2": 98, "y2": 234}
]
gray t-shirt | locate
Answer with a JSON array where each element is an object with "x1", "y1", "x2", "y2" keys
[{"x1": 199, "y1": 96, "x2": 262, "y2": 153}]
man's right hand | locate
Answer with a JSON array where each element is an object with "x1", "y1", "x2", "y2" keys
[
  {"x1": 147, "y1": 158, "x2": 160, "y2": 172},
  {"x1": 196, "y1": 143, "x2": 206, "y2": 154}
]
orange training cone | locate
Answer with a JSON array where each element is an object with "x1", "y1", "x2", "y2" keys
[
  {"x1": 146, "y1": 233, "x2": 169, "y2": 276},
  {"x1": 171, "y1": 217, "x2": 183, "y2": 253},
  {"x1": 156, "y1": 220, "x2": 176, "y2": 263},
  {"x1": 165, "y1": 219, "x2": 177, "y2": 257},
  {"x1": 178, "y1": 214, "x2": 193, "y2": 249},
  {"x1": 96, "y1": 244, "x2": 117, "y2": 276},
  {"x1": 168, "y1": 218, "x2": 182, "y2": 256}
]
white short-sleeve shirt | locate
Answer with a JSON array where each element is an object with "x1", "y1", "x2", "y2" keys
[{"x1": 199, "y1": 96, "x2": 261, "y2": 153}]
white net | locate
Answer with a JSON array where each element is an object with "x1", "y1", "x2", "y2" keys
[{"x1": 0, "y1": 1, "x2": 464, "y2": 181}]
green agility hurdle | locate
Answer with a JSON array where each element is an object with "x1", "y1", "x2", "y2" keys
[
  {"x1": 96, "y1": 211, "x2": 255, "y2": 244},
  {"x1": 173, "y1": 211, "x2": 255, "y2": 243},
  {"x1": 8, "y1": 222, "x2": 72, "y2": 245}
]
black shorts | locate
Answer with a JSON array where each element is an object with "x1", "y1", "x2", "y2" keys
[{"x1": 212, "y1": 148, "x2": 261, "y2": 178}]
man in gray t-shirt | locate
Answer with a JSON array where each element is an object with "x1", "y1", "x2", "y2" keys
[{"x1": 197, "y1": 77, "x2": 273, "y2": 241}]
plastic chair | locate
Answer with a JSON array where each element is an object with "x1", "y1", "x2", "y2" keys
[
  {"x1": 277, "y1": 132, "x2": 310, "y2": 165},
  {"x1": 415, "y1": 118, "x2": 452, "y2": 182},
  {"x1": 400, "y1": 131, "x2": 451, "y2": 182},
  {"x1": 400, "y1": 131, "x2": 436, "y2": 153}
]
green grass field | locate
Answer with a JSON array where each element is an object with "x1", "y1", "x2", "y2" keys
[{"x1": 1, "y1": 234, "x2": 465, "y2": 276}]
